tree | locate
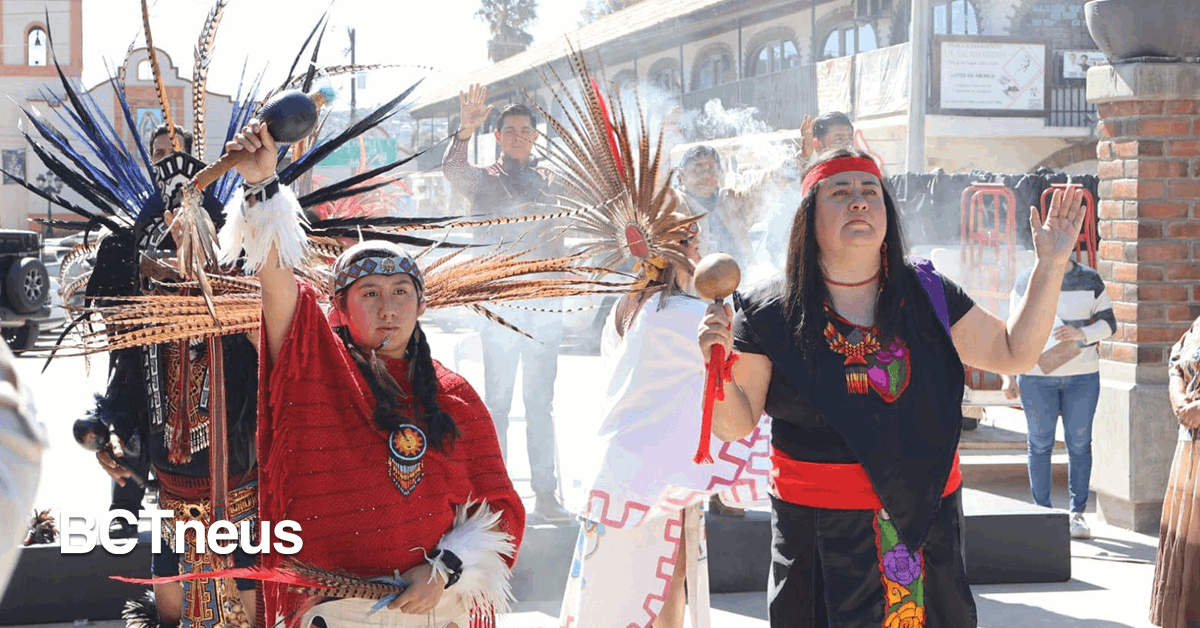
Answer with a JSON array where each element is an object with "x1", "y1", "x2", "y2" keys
[
  {"x1": 476, "y1": 0, "x2": 538, "y2": 62},
  {"x1": 579, "y1": 0, "x2": 647, "y2": 25}
]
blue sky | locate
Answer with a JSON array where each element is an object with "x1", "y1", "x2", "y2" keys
[{"x1": 81, "y1": 0, "x2": 583, "y2": 105}]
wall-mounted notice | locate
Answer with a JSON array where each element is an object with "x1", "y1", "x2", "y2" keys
[{"x1": 939, "y1": 40, "x2": 1046, "y2": 112}]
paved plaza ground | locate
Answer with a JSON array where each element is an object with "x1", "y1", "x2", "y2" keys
[{"x1": 9, "y1": 325, "x2": 1162, "y2": 627}]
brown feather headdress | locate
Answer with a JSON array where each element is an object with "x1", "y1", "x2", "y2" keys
[{"x1": 529, "y1": 46, "x2": 701, "y2": 286}]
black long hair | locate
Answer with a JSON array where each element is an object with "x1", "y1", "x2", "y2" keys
[
  {"x1": 332, "y1": 250, "x2": 458, "y2": 452},
  {"x1": 782, "y1": 148, "x2": 920, "y2": 356}
]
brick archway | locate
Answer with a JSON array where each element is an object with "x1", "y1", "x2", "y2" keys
[{"x1": 1029, "y1": 140, "x2": 1099, "y2": 173}]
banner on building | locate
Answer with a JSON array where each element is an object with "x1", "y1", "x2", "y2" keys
[
  {"x1": 936, "y1": 38, "x2": 1047, "y2": 114},
  {"x1": 854, "y1": 43, "x2": 909, "y2": 118},
  {"x1": 816, "y1": 55, "x2": 853, "y2": 115}
]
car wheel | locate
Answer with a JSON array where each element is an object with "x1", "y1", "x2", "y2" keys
[
  {"x1": 5, "y1": 257, "x2": 48, "y2": 314},
  {"x1": 3, "y1": 323, "x2": 38, "y2": 352}
]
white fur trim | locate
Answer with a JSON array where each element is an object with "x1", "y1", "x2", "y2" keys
[
  {"x1": 429, "y1": 500, "x2": 516, "y2": 617},
  {"x1": 218, "y1": 185, "x2": 309, "y2": 273}
]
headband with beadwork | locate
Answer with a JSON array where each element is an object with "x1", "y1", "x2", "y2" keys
[
  {"x1": 800, "y1": 156, "x2": 883, "y2": 198},
  {"x1": 333, "y1": 253, "x2": 425, "y2": 296}
]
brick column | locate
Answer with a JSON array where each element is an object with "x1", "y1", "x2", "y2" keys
[{"x1": 1087, "y1": 64, "x2": 1200, "y2": 533}]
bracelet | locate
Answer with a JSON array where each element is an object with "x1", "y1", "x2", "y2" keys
[
  {"x1": 430, "y1": 549, "x2": 463, "y2": 589},
  {"x1": 243, "y1": 175, "x2": 280, "y2": 206}
]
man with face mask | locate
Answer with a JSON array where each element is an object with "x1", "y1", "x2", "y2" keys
[{"x1": 442, "y1": 83, "x2": 571, "y2": 522}]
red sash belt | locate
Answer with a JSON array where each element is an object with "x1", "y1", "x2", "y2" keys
[{"x1": 771, "y1": 449, "x2": 962, "y2": 510}]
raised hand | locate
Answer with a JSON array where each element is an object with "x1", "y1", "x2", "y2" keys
[
  {"x1": 457, "y1": 83, "x2": 494, "y2": 141},
  {"x1": 799, "y1": 114, "x2": 815, "y2": 160},
  {"x1": 225, "y1": 119, "x2": 278, "y2": 185},
  {"x1": 1030, "y1": 184, "x2": 1086, "y2": 267}
]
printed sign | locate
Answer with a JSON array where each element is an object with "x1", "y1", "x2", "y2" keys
[
  {"x1": 1062, "y1": 50, "x2": 1106, "y2": 79},
  {"x1": 939, "y1": 41, "x2": 1046, "y2": 112}
]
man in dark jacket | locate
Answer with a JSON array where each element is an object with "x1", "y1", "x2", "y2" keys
[{"x1": 442, "y1": 83, "x2": 569, "y2": 522}]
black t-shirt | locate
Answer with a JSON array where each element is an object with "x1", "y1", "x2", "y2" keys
[
  {"x1": 733, "y1": 273, "x2": 975, "y2": 463},
  {"x1": 732, "y1": 266, "x2": 974, "y2": 548}
]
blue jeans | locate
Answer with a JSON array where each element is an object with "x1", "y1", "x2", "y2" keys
[
  {"x1": 1017, "y1": 373, "x2": 1100, "y2": 513},
  {"x1": 481, "y1": 312, "x2": 562, "y2": 495}
]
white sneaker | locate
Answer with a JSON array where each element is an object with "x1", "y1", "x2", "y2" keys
[{"x1": 1069, "y1": 512, "x2": 1091, "y2": 539}]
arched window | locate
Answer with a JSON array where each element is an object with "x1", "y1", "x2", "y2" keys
[
  {"x1": 821, "y1": 22, "x2": 878, "y2": 60},
  {"x1": 137, "y1": 60, "x2": 153, "y2": 81},
  {"x1": 27, "y1": 27, "x2": 47, "y2": 66},
  {"x1": 648, "y1": 58, "x2": 681, "y2": 93},
  {"x1": 750, "y1": 39, "x2": 799, "y2": 76},
  {"x1": 692, "y1": 47, "x2": 734, "y2": 91},
  {"x1": 933, "y1": 0, "x2": 979, "y2": 35}
]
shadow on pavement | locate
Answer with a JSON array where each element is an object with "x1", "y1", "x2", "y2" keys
[
  {"x1": 711, "y1": 593, "x2": 768, "y2": 620},
  {"x1": 972, "y1": 598, "x2": 1145, "y2": 628},
  {"x1": 1074, "y1": 536, "x2": 1158, "y2": 565}
]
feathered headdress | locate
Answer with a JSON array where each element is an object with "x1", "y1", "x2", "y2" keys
[
  {"x1": 529, "y1": 46, "x2": 701, "y2": 286},
  {"x1": 9, "y1": 3, "x2": 487, "y2": 359}
]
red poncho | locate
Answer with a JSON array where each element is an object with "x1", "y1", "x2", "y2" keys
[{"x1": 257, "y1": 283, "x2": 525, "y2": 623}]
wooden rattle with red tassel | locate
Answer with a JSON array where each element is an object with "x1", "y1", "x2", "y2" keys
[{"x1": 692, "y1": 252, "x2": 741, "y2": 464}]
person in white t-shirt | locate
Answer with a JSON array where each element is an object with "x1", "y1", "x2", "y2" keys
[{"x1": 1002, "y1": 259, "x2": 1115, "y2": 538}]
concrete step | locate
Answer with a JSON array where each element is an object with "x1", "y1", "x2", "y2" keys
[{"x1": 960, "y1": 450, "x2": 1069, "y2": 485}]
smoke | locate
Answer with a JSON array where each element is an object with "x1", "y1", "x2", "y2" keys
[{"x1": 681, "y1": 98, "x2": 772, "y2": 142}]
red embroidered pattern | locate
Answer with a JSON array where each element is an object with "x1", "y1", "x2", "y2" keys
[{"x1": 823, "y1": 304, "x2": 911, "y2": 403}]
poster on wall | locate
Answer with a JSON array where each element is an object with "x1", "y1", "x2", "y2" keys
[
  {"x1": 136, "y1": 107, "x2": 164, "y2": 148},
  {"x1": 939, "y1": 40, "x2": 1046, "y2": 112},
  {"x1": 1062, "y1": 50, "x2": 1106, "y2": 79},
  {"x1": 855, "y1": 43, "x2": 910, "y2": 118},
  {"x1": 816, "y1": 55, "x2": 853, "y2": 115},
  {"x1": 2, "y1": 149, "x2": 25, "y2": 185}
]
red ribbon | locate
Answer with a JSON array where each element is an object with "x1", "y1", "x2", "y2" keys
[{"x1": 695, "y1": 347, "x2": 740, "y2": 464}]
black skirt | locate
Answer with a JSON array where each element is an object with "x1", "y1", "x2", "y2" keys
[{"x1": 768, "y1": 490, "x2": 977, "y2": 628}]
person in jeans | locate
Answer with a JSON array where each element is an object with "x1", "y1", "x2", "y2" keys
[
  {"x1": 442, "y1": 84, "x2": 569, "y2": 522},
  {"x1": 1003, "y1": 259, "x2": 1115, "y2": 538}
]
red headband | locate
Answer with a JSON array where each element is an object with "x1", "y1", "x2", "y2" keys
[{"x1": 800, "y1": 156, "x2": 883, "y2": 197}]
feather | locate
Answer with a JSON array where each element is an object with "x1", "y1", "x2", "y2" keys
[
  {"x1": 284, "y1": 63, "x2": 428, "y2": 89},
  {"x1": 280, "y1": 80, "x2": 423, "y2": 184},
  {"x1": 280, "y1": 13, "x2": 329, "y2": 95},
  {"x1": 467, "y1": 304, "x2": 535, "y2": 340},
  {"x1": 533, "y1": 45, "x2": 695, "y2": 285},
  {"x1": 191, "y1": 0, "x2": 228, "y2": 160},
  {"x1": 431, "y1": 501, "x2": 516, "y2": 615},
  {"x1": 140, "y1": 0, "x2": 180, "y2": 152}
]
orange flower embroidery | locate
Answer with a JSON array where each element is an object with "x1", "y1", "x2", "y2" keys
[
  {"x1": 884, "y1": 601, "x2": 925, "y2": 628},
  {"x1": 883, "y1": 578, "x2": 912, "y2": 607}
]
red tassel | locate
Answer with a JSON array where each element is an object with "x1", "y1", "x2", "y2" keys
[
  {"x1": 590, "y1": 78, "x2": 626, "y2": 180},
  {"x1": 695, "y1": 347, "x2": 739, "y2": 464}
]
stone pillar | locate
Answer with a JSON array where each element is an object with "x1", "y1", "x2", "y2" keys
[{"x1": 1087, "y1": 64, "x2": 1200, "y2": 533}]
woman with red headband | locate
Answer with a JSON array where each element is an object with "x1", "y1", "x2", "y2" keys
[{"x1": 698, "y1": 148, "x2": 1086, "y2": 626}]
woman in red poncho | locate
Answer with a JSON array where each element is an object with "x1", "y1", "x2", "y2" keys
[{"x1": 222, "y1": 119, "x2": 525, "y2": 628}]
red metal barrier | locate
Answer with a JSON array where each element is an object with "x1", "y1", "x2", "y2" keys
[{"x1": 960, "y1": 183, "x2": 1020, "y2": 392}]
